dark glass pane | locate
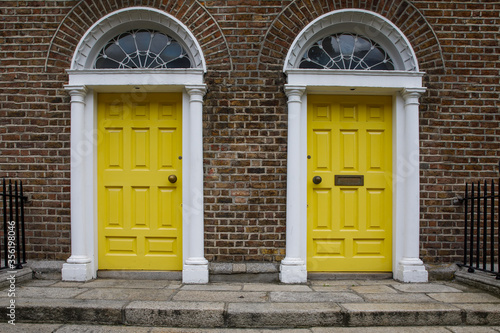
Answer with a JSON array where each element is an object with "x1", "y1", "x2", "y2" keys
[
  {"x1": 307, "y1": 46, "x2": 330, "y2": 66},
  {"x1": 338, "y1": 34, "x2": 355, "y2": 56},
  {"x1": 118, "y1": 33, "x2": 136, "y2": 54},
  {"x1": 150, "y1": 33, "x2": 170, "y2": 54},
  {"x1": 353, "y1": 36, "x2": 372, "y2": 59},
  {"x1": 134, "y1": 30, "x2": 151, "y2": 52},
  {"x1": 167, "y1": 56, "x2": 192, "y2": 68},
  {"x1": 299, "y1": 60, "x2": 324, "y2": 69},
  {"x1": 364, "y1": 48, "x2": 386, "y2": 67},
  {"x1": 95, "y1": 57, "x2": 120, "y2": 69},
  {"x1": 103, "y1": 43, "x2": 126, "y2": 63},
  {"x1": 322, "y1": 36, "x2": 341, "y2": 58},
  {"x1": 160, "y1": 42, "x2": 183, "y2": 62}
]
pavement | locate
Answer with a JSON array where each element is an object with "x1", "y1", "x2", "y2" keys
[{"x1": 1, "y1": 277, "x2": 500, "y2": 331}]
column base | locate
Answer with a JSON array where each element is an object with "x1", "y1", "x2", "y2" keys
[
  {"x1": 62, "y1": 262, "x2": 94, "y2": 282},
  {"x1": 395, "y1": 258, "x2": 428, "y2": 283},
  {"x1": 183, "y1": 262, "x2": 209, "y2": 284},
  {"x1": 280, "y1": 262, "x2": 307, "y2": 284}
]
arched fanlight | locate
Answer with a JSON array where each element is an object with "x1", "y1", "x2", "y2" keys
[
  {"x1": 299, "y1": 33, "x2": 395, "y2": 70},
  {"x1": 94, "y1": 29, "x2": 192, "y2": 69}
]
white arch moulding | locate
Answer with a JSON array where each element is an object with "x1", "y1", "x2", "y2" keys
[
  {"x1": 62, "y1": 7, "x2": 209, "y2": 284},
  {"x1": 280, "y1": 9, "x2": 428, "y2": 284}
]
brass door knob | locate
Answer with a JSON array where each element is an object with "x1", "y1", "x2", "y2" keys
[
  {"x1": 168, "y1": 175, "x2": 178, "y2": 184},
  {"x1": 312, "y1": 176, "x2": 322, "y2": 185}
]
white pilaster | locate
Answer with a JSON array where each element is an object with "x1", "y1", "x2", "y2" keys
[
  {"x1": 183, "y1": 85, "x2": 209, "y2": 284},
  {"x1": 280, "y1": 85, "x2": 307, "y2": 284},
  {"x1": 62, "y1": 85, "x2": 93, "y2": 281},
  {"x1": 396, "y1": 88, "x2": 428, "y2": 283}
]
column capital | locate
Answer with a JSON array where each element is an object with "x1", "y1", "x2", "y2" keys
[
  {"x1": 401, "y1": 88, "x2": 426, "y2": 106},
  {"x1": 186, "y1": 85, "x2": 207, "y2": 102},
  {"x1": 284, "y1": 85, "x2": 306, "y2": 100},
  {"x1": 64, "y1": 85, "x2": 88, "y2": 104}
]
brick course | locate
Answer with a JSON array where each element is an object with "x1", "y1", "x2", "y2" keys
[{"x1": 0, "y1": 0, "x2": 498, "y2": 266}]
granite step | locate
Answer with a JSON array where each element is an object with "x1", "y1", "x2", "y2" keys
[{"x1": 1, "y1": 278, "x2": 499, "y2": 328}]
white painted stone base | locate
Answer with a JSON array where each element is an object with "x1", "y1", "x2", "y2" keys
[
  {"x1": 183, "y1": 264, "x2": 209, "y2": 284},
  {"x1": 279, "y1": 263, "x2": 307, "y2": 284},
  {"x1": 396, "y1": 258, "x2": 429, "y2": 283},
  {"x1": 61, "y1": 262, "x2": 94, "y2": 282}
]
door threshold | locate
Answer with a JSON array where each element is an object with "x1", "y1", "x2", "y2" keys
[
  {"x1": 308, "y1": 272, "x2": 393, "y2": 280},
  {"x1": 97, "y1": 270, "x2": 182, "y2": 280}
]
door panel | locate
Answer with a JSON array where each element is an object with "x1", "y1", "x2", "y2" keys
[
  {"x1": 307, "y1": 95, "x2": 392, "y2": 272},
  {"x1": 98, "y1": 93, "x2": 182, "y2": 270}
]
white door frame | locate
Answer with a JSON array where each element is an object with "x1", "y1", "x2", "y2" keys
[
  {"x1": 280, "y1": 9, "x2": 428, "y2": 283},
  {"x1": 61, "y1": 7, "x2": 209, "y2": 284}
]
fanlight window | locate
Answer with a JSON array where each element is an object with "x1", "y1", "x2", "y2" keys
[
  {"x1": 299, "y1": 33, "x2": 394, "y2": 70},
  {"x1": 94, "y1": 29, "x2": 192, "y2": 69}
]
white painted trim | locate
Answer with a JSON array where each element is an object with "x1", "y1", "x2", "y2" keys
[
  {"x1": 67, "y1": 69, "x2": 205, "y2": 87},
  {"x1": 280, "y1": 70, "x2": 428, "y2": 283},
  {"x1": 71, "y1": 7, "x2": 206, "y2": 72},
  {"x1": 284, "y1": 9, "x2": 419, "y2": 72},
  {"x1": 63, "y1": 73, "x2": 207, "y2": 284},
  {"x1": 280, "y1": 86, "x2": 307, "y2": 284},
  {"x1": 64, "y1": 6, "x2": 209, "y2": 283}
]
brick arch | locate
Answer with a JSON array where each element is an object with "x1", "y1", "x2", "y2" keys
[
  {"x1": 44, "y1": 0, "x2": 232, "y2": 72},
  {"x1": 257, "y1": 0, "x2": 445, "y2": 73}
]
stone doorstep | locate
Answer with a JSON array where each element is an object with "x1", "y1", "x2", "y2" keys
[
  {"x1": 0, "y1": 267, "x2": 32, "y2": 289},
  {"x1": 2, "y1": 298, "x2": 500, "y2": 328}
]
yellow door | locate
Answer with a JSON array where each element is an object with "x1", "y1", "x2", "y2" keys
[
  {"x1": 307, "y1": 95, "x2": 392, "y2": 272},
  {"x1": 97, "y1": 93, "x2": 182, "y2": 270}
]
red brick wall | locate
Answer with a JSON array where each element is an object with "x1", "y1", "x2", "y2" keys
[{"x1": 1, "y1": 0, "x2": 498, "y2": 266}]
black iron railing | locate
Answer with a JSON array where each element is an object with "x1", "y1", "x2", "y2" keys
[
  {"x1": 461, "y1": 179, "x2": 500, "y2": 279},
  {"x1": 0, "y1": 179, "x2": 27, "y2": 270}
]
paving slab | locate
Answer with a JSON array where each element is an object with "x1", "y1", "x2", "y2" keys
[
  {"x1": 152, "y1": 329, "x2": 313, "y2": 333},
  {"x1": 355, "y1": 280, "x2": 402, "y2": 286},
  {"x1": 173, "y1": 290, "x2": 268, "y2": 302},
  {"x1": 0, "y1": 298, "x2": 126, "y2": 325},
  {"x1": 125, "y1": 301, "x2": 225, "y2": 327},
  {"x1": 350, "y1": 285, "x2": 398, "y2": 294},
  {"x1": 18, "y1": 279, "x2": 59, "y2": 287},
  {"x1": 310, "y1": 285, "x2": 351, "y2": 292},
  {"x1": 55, "y1": 324, "x2": 152, "y2": 332},
  {"x1": 0, "y1": 323, "x2": 64, "y2": 333},
  {"x1": 0, "y1": 286, "x2": 88, "y2": 299},
  {"x1": 311, "y1": 327, "x2": 451, "y2": 333},
  {"x1": 455, "y1": 303, "x2": 500, "y2": 326},
  {"x1": 342, "y1": 302, "x2": 463, "y2": 327},
  {"x1": 76, "y1": 287, "x2": 176, "y2": 301},
  {"x1": 360, "y1": 292, "x2": 436, "y2": 303},
  {"x1": 270, "y1": 291, "x2": 364, "y2": 303},
  {"x1": 242, "y1": 283, "x2": 312, "y2": 292},
  {"x1": 81, "y1": 279, "x2": 172, "y2": 289},
  {"x1": 51, "y1": 281, "x2": 88, "y2": 288},
  {"x1": 447, "y1": 327, "x2": 500, "y2": 333},
  {"x1": 392, "y1": 283, "x2": 463, "y2": 293},
  {"x1": 180, "y1": 283, "x2": 243, "y2": 291},
  {"x1": 227, "y1": 302, "x2": 343, "y2": 327},
  {"x1": 428, "y1": 292, "x2": 500, "y2": 303},
  {"x1": 310, "y1": 280, "x2": 360, "y2": 286}
]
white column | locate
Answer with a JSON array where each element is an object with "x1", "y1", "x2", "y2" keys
[
  {"x1": 183, "y1": 85, "x2": 209, "y2": 284},
  {"x1": 280, "y1": 85, "x2": 307, "y2": 283},
  {"x1": 396, "y1": 88, "x2": 428, "y2": 283},
  {"x1": 62, "y1": 85, "x2": 93, "y2": 281}
]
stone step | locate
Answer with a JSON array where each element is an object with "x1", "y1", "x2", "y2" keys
[{"x1": 2, "y1": 297, "x2": 500, "y2": 328}]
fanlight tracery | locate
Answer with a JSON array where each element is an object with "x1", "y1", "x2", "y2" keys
[
  {"x1": 94, "y1": 29, "x2": 192, "y2": 69},
  {"x1": 299, "y1": 33, "x2": 395, "y2": 70}
]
